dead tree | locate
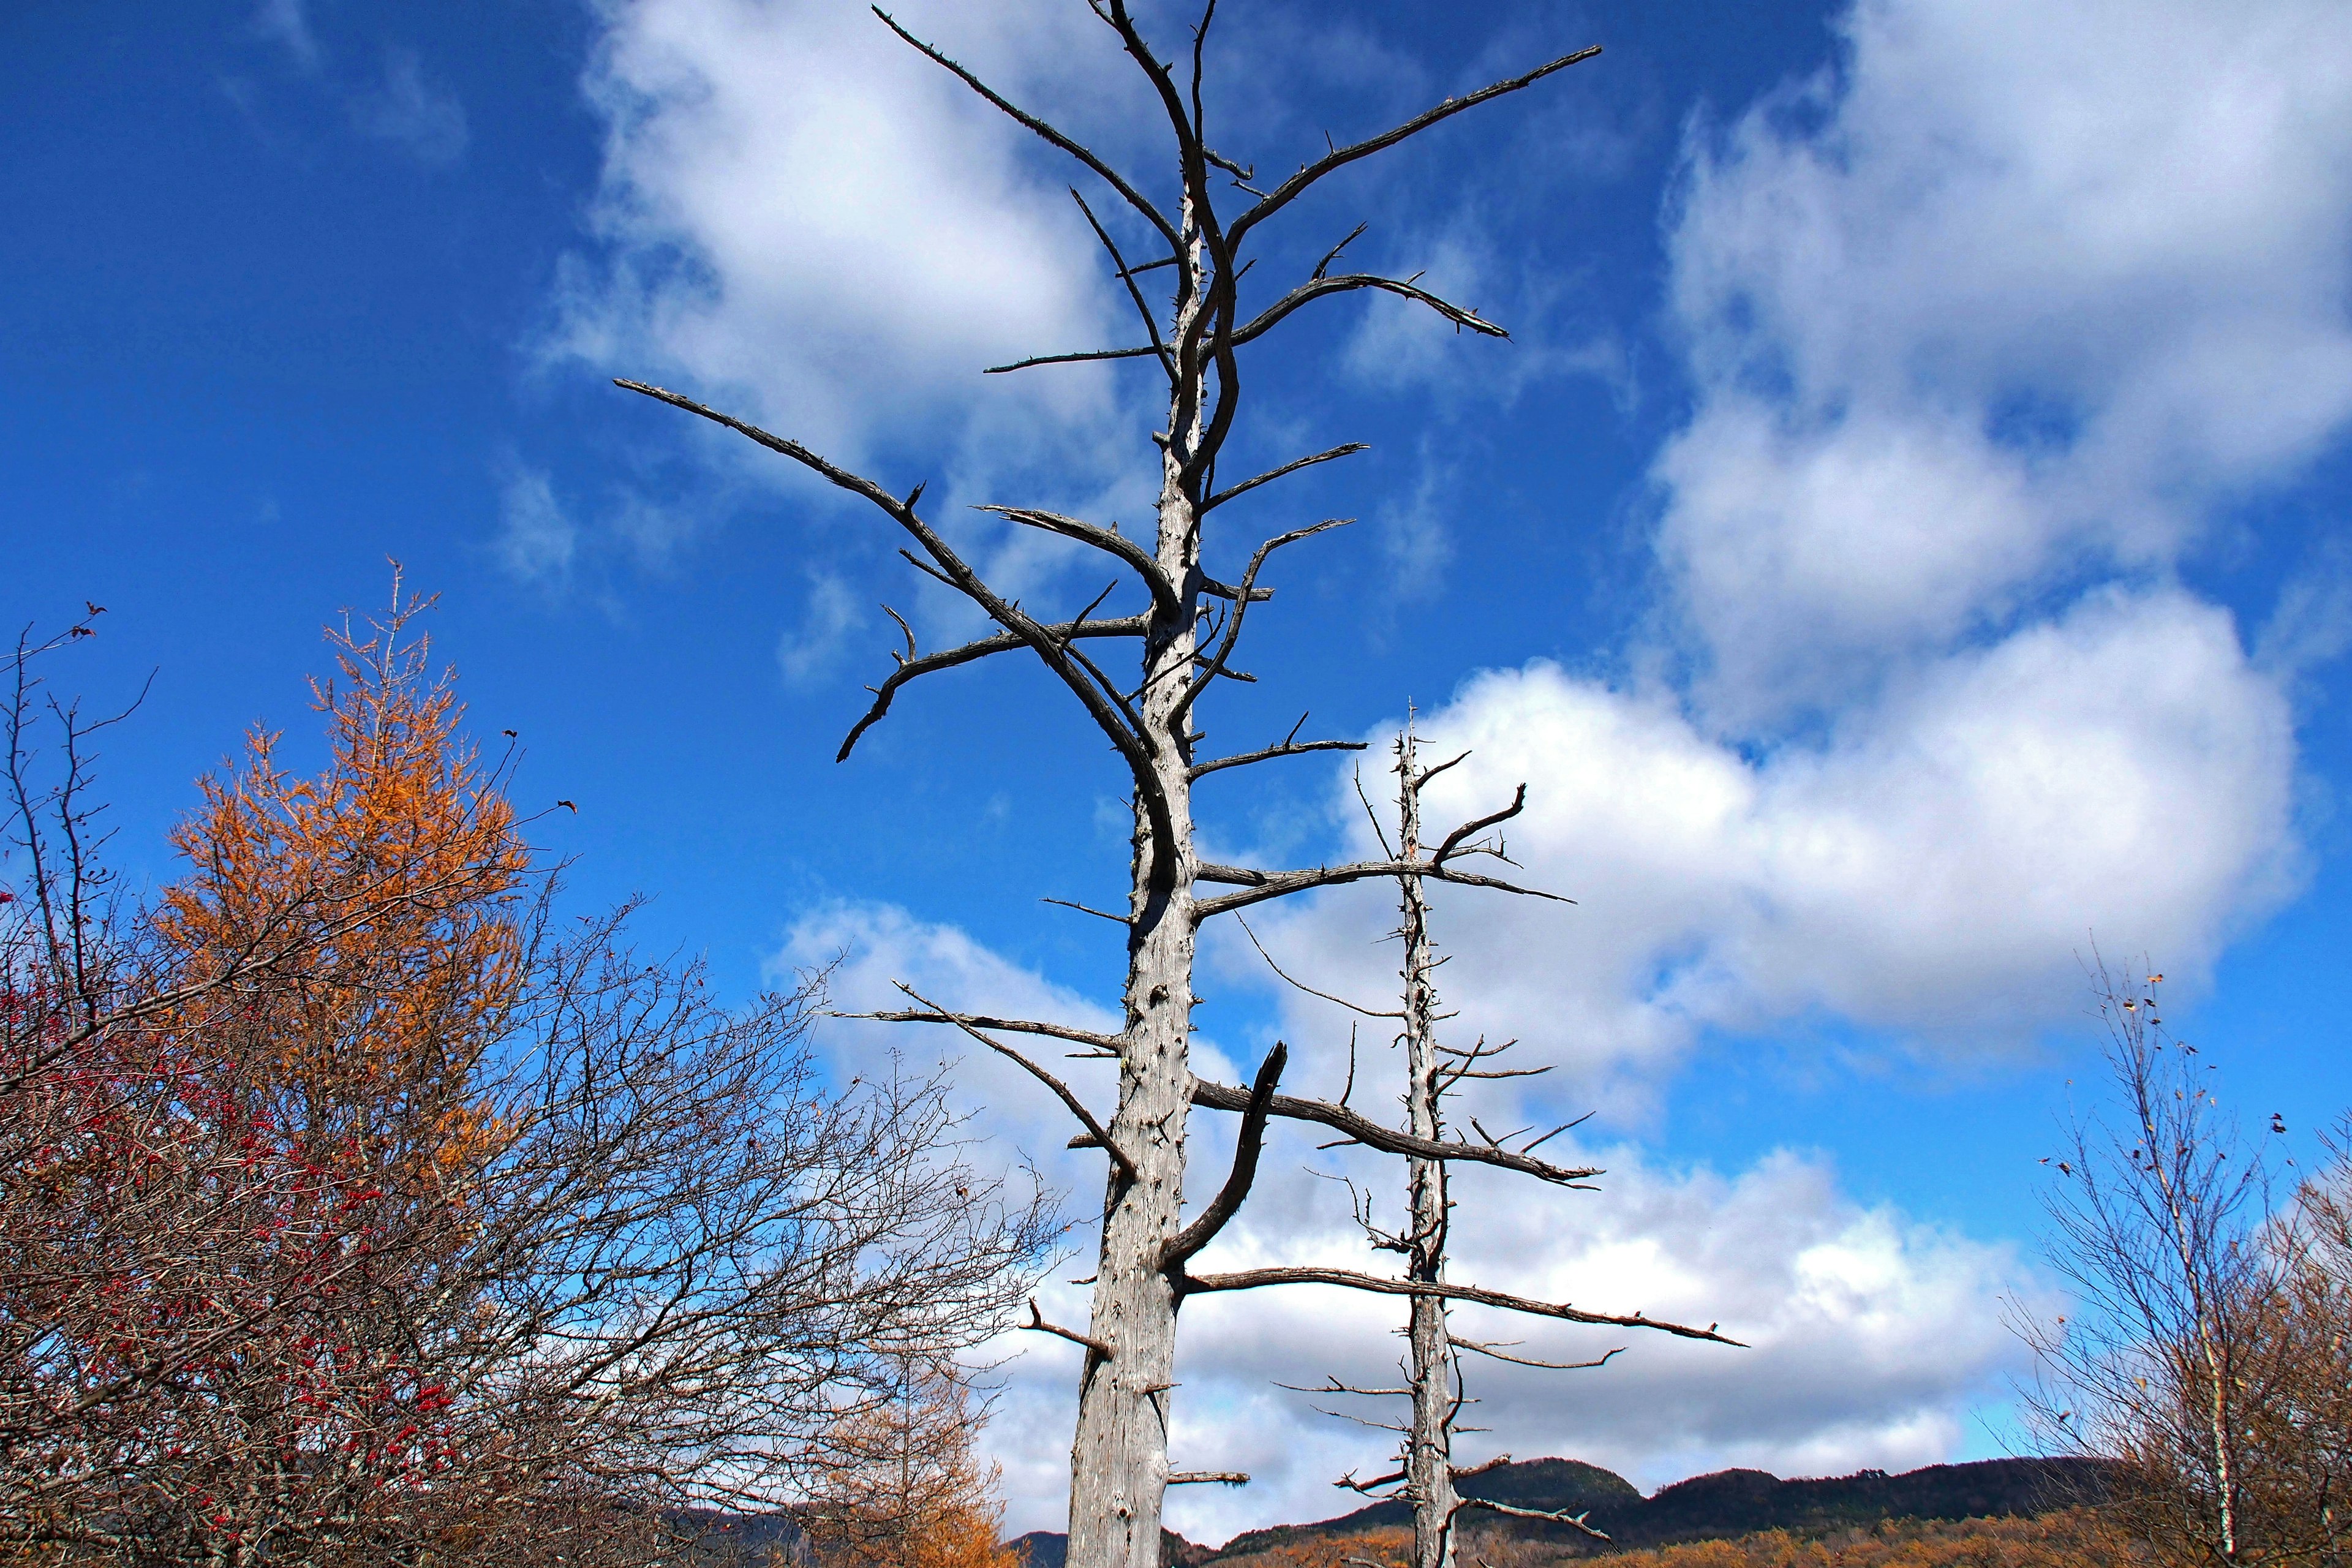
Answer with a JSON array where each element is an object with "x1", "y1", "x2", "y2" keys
[
  {"x1": 1264, "y1": 728, "x2": 1703, "y2": 1568},
  {"x1": 616, "y1": 11, "x2": 1725, "y2": 1568}
]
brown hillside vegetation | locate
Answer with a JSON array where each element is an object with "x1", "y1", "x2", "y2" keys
[{"x1": 1212, "y1": 1512, "x2": 2119, "y2": 1568}]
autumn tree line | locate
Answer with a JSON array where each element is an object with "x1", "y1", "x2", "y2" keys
[{"x1": 1, "y1": 593, "x2": 1041, "y2": 1566}]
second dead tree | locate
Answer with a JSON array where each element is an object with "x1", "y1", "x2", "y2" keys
[{"x1": 1267, "y1": 728, "x2": 1732, "y2": 1568}]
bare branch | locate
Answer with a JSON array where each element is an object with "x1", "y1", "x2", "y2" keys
[
  {"x1": 1161, "y1": 1043, "x2": 1287, "y2": 1272},
  {"x1": 1434, "y1": 785, "x2": 1528, "y2": 865},
  {"x1": 1042, "y1": 897, "x2": 1132, "y2": 926},
  {"x1": 889, "y1": 983, "x2": 1137, "y2": 1186},
  {"x1": 848, "y1": 1008, "x2": 1121, "y2": 1055},
  {"x1": 978, "y1": 506, "x2": 1180, "y2": 614},
  {"x1": 1228, "y1": 45, "x2": 1603, "y2": 250},
  {"x1": 1175, "y1": 1267, "x2": 1743, "y2": 1345},
  {"x1": 1234, "y1": 916, "x2": 1401, "y2": 1019},
  {"x1": 612, "y1": 379, "x2": 1183, "y2": 888},
  {"x1": 872, "y1": 7, "x2": 1178, "y2": 249},
  {"x1": 1235, "y1": 273, "x2": 1508, "y2": 349},
  {"x1": 1191, "y1": 736, "x2": 1367, "y2": 781},
  {"x1": 1202, "y1": 443, "x2": 1370, "y2": 514},
  {"x1": 1167, "y1": 1471, "x2": 1250, "y2": 1487},
  {"x1": 1452, "y1": 1338, "x2": 1623, "y2": 1373},
  {"x1": 986, "y1": 344, "x2": 1163, "y2": 375},
  {"x1": 839, "y1": 614, "x2": 1148, "y2": 762},
  {"x1": 1069, "y1": 187, "x2": 1176, "y2": 382},
  {"x1": 1192, "y1": 857, "x2": 1571, "y2": 921},
  {"x1": 1188, "y1": 1080, "x2": 1603, "y2": 1187},
  {"x1": 1178, "y1": 519, "x2": 1351, "y2": 722},
  {"x1": 1025, "y1": 1300, "x2": 1114, "y2": 1360},
  {"x1": 1455, "y1": 1497, "x2": 1610, "y2": 1542}
]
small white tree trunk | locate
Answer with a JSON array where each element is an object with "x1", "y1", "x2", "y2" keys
[{"x1": 1396, "y1": 729, "x2": 1458, "y2": 1568}]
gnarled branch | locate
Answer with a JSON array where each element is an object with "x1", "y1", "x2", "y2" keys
[
  {"x1": 1174, "y1": 1267, "x2": 1743, "y2": 1346},
  {"x1": 1202, "y1": 442, "x2": 1369, "y2": 513},
  {"x1": 1235, "y1": 273, "x2": 1507, "y2": 350},
  {"x1": 1188, "y1": 1079, "x2": 1601, "y2": 1187},
  {"x1": 1192, "y1": 856, "x2": 1569, "y2": 921},
  {"x1": 1227, "y1": 45, "x2": 1603, "y2": 250},
  {"x1": 839, "y1": 614, "x2": 1148, "y2": 761},
  {"x1": 888, "y1": 983, "x2": 1137, "y2": 1185},
  {"x1": 1161, "y1": 1042, "x2": 1286, "y2": 1272}
]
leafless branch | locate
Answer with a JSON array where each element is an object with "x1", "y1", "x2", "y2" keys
[
  {"x1": 1161, "y1": 1043, "x2": 1287, "y2": 1271},
  {"x1": 1192, "y1": 857, "x2": 1570, "y2": 921},
  {"x1": 1188, "y1": 1079, "x2": 1602, "y2": 1186},
  {"x1": 1025, "y1": 1300, "x2": 1114, "y2": 1360},
  {"x1": 1175, "y1": 1267, "x2": 1744, "y2": 1344},
  {"x1": 1202, "y1": 443, "x2": 1370, "y2": 513},
  {"x1": 1451, "y1": 1338, "x2": 1624, "y2": 1373},
  {"x1": 872, "y1": 7, "x2": 1178, "y2": 249},
  {"x1": 1227, "y1": 46, "x2": 1603, "y2": 250},
  {"x1": 839, "y1": 614, "x2": 1149, "y2": 762},
  {"x1": 977, "y1": 507, "x2": 1180, "y2": 613},
  {"x1": 1234, "y1": 273, "x2": 1508, "y2": 349},
  {"x1": 1455, "y1": 1498, "x2": 1610, "y2": 1541},
  {"x1": 612, "y1": 379, "x2": 1185, "y2": 889},
  {"x1": 889, "y1": 982, "x2": 1137, "y2": 1186},
  {"x1": 1234, "y1": 916, "x2": 1401, "y2": 1019},
  {"x1": 1433, "y1": 784, "x2": 1527, "y2": 864}
]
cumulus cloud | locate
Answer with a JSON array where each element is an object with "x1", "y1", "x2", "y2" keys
[
  {"x1": 552, "y1": 0, "x2": 1126, "y2": 469},
  {"x1": 766, "y1": 903, "x2": 2028, "y2": 1542},
  {"x1": 1239, "y1": 587, "x2": 2298, "y2": 1111},
  {"x1": 1659, "y1": 0, "x2": 2352, "y2": 721}
]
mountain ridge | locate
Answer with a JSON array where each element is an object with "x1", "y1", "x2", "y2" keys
[{"x1": 1009, "y1": 1455, "x2": 2109, "y2": 1567}]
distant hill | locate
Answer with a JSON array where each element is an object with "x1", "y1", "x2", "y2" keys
[
  {"x1": 1014, "y1": 1527, "x2": 1215, "y2": 1568},
  {"x1": 1015, "y1": 1455, "x2": 2112, "y2": 1567}
]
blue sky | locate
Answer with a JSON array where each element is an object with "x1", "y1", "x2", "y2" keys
[{"x1": 9, "y1": 0, "x2": 2352, "y2": 1542}]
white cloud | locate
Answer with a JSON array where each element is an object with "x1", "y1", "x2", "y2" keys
[
  {"x1": 1659, "y1": 0, "x2": 2352, "y2": 721},
  {"x1": 1158, "y1": 1145, "x2": 2032, "y2": 1542},
  {"x1": 554, "y1": 0, "x2": 1126, "y2": 469},
  {"x1": 767, "y1": 904, "x2": 2033, "y2": 1542},
  {"x1": 1239, "y1": 587, "x2": 2297, "y2": 1111}
]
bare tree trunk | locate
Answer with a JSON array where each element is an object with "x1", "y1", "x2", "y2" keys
[
  {"x1": 1395, "y1": 727, "x2": 1459, "y2": 1568},
  {"x1": 1069, "y1": 221, "x2": 1211, "y2": 1568}
]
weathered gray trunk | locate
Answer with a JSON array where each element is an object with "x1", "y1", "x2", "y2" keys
[
  {"x1": 1066, "y1": 219, "x2": 1210, "y2": 1568},
  {"x1": 1397, "y1": 731, "x2": 1458, "y2": 1568}
]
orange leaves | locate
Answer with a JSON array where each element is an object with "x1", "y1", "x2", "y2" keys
[
  {"x1": 156, "y1": 576, "x2": 529, "y2": 1163},
  {"x1": 809, "y1": 1359, "x2": 1022, "y2": 1568}
]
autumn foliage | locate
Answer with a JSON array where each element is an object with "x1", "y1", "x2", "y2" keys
[
  {"x1": 1, "y1": 590, "x2": 1046, "y2": 1566},
  {"x1": 804, "y1": 1359, "x2": 1023, "y2": 1568}
]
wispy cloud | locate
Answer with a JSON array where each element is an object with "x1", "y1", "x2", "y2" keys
[
  {"x1": 775, "y1": 573, "x2": 866, "y2": 688},
  {"x1": 244, "y1": 1, "x2": 467, "y2": 168},
  {"x1": 349, "y1": 48, "x2": 467, "y2": 167},
  {"x1": 249, "y1": 0, "x2": 321, "y2": 72},
  {"x1": 494, "y1": 466, "x2": 577, "y2": 586}
]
